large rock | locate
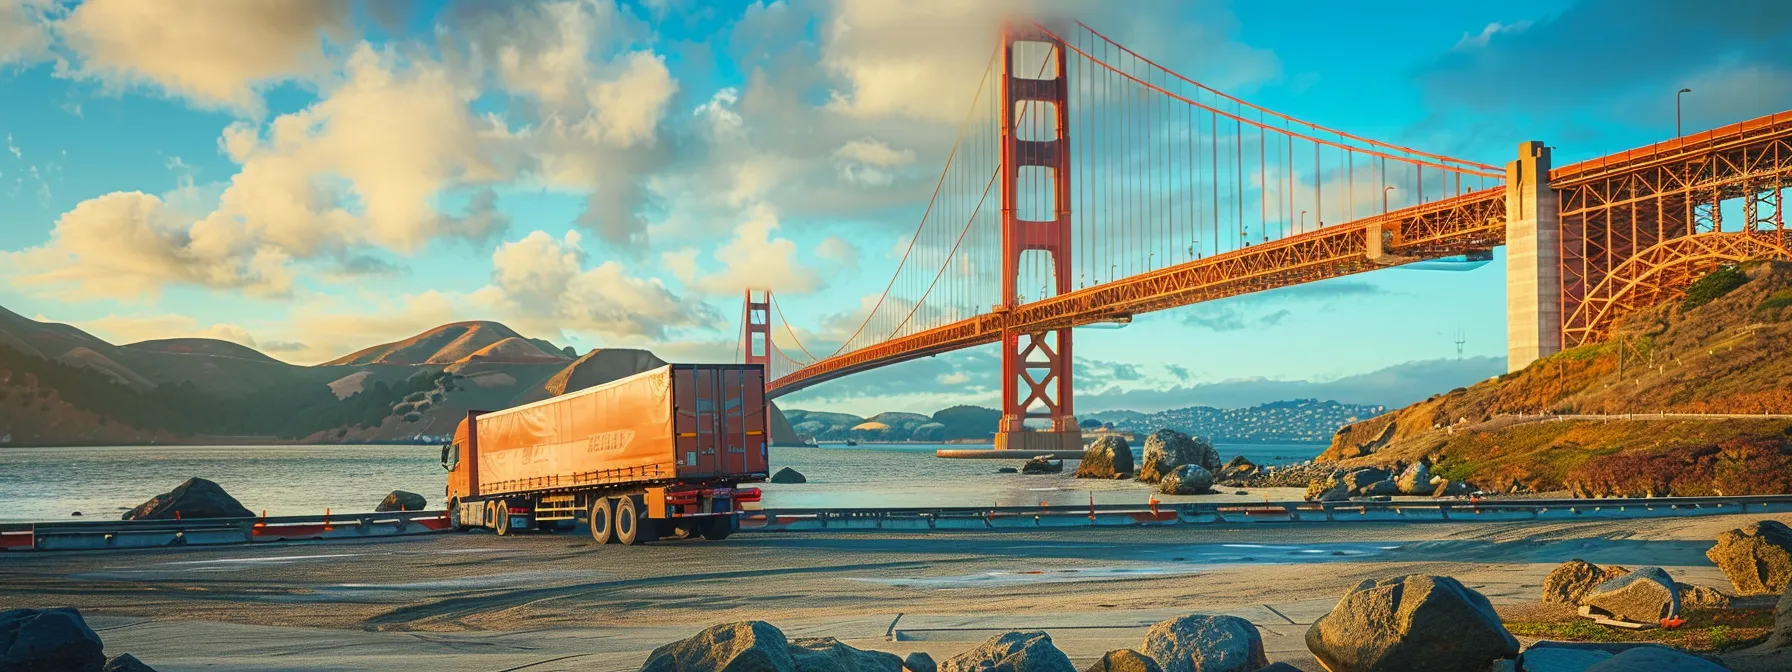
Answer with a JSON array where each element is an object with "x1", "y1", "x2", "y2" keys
[
  {"x1": 1393, "y1": 459, "x2": 1434, "y2": 495},
  {"x1": 1305, "y1": 575, "x2": 1518, "y2": 672},
  {"x1": 103, "y1": 654, "x2": 159, "y2": 672},
  {"x1": 1724, "y1": 584, "x2": 1792, "y2": 671},
  {"x1": 1021, "y1": 456, "x2": 1064, "y2": 475},
  {"x1": 1140, "y1": 614, "x2": 1266, "y2": 672},
  {"x1": 1339, "y1": 467, "x2": 1392, "y2": 495},
  {"x1": 770, "y1": 467, "x2": 808, "y2": 484},
  {"x1": 1158, "y1": 465, "x2": 1214, "y2": 496},
  {"x1": 1678, "y1": 583, "x2": 1733, "y2": 609},
  {"x1": 904, "y1": 651, "x2": 938, "y2": 672},
  {"x1": 1084, "y1": 649, "x2": 1163, "y2": 672},
  {"x1": 375, "y1": 490, "x2": 426, "y2": 512},
  {"x1": 1540, "y1": 560, "x2": 1631, "y2": 605},
  {"x1": 1137, "y1": 430, "x2": 1219, "y2": 483},
  {"x1": 1773, "y1": 583, "x2": 1792, "y2": 649},
  {"x1": 1076, "y1": 436, "x2": 1134, "y2": 479},
  {"x1": 1216, "y1": 456, "x2": 1258, "y2": 482},
  {"x1": 121, "y1": 477, "x2": 253, "y2": 521},
  {"x1": 1521, "y1": 642, "x2": 1708, "y2": 672},
  {"x1": 1354, "y1": 479, "x2": 1400, "y2": 498},
  {"x1": 1431, "y1": 479, "x2": 1474, "y2": 497},
  {"x1": 1707, "y1": 520, "x2": 1792, "y2": 595},
  {"x1": 938, "y1": 631, "x2": 1074, "y2": 672},
  {"x1": 1580, "y1": 567, "x2": 1680, "y2": 623},
  {"x1": 787, "y1": 637, "x2": 903, "y2": 672},
  {"x1": 1305, "y1": 478, "x2": 1350, "y2": 502},
  {"x1": 640, "y1": 621, "x2": 794, "y2": 672},
  {"x1": 1584, "y1": 647, "x2": 1728, "y2": 672},
  {"x1": 0, "y1": 608, "x2": 106, "y2": 672}
]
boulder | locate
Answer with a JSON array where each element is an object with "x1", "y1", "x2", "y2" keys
[
  {"x1": 938, "y1": 631, "x2": 1074, "y2": 672},
  {"x1": 1084, "y1": 649, "x2": 1163, "y2": 672},
  {"x1": 904, "y1": 651, "x2": 937, "y2": 672},
  {"x1": 1305, "y1": 478, "x2": 1349, "y2": 502},
  {"x1": 1305, "y1": 575, "x2": 1518, "y2": 672},
  {"x1": 1580, "y1": 567, "x2": 1680, "y2": 623},
  {"x1": 1250, "y1": 665, "x2": 1301, "y2": 672},
  {"x1": 997, "y1": 467, "x2": 1019, "y2": 474},
  {"x1": 0, "y1": 608, "x2": 106, "y2": 672},
  {"x1": 1678, "y1": 583, "x2": 1733, "y2": 609},
  {"x1": 1707, "y1": 520, "x2": 1792, "y2": 595},
  {"x1": 1431, "y1": 479, "x2": 1474, "y2": 497},
  {"x1": 103, "y1": 654, "x2": 159, "y2": 672},
  {"x1": 1724, "y1": 584, "x2": 1792, "y2": 670},
  {"x1": 1158, "y1": 465, "x2": 1215, "y2": 496},
  {"x1": 1354, "y1": 479, "x2": 1400, "y2": 498},
  {"x1": 770, "y1": 467, "x2": 808, "y2": 484},
  {"x1": 1217, "y1": 456, "x2": 1258, "y2": 482},
  {"x1": 788, "y1": 637, "x2": 903, "y2": 672},
  {"x1": 1140, "y1": 614, "x2": 1267, "y2": 672},
  {"x1": 1137, "y1": 430, "x2": 1219, "y2": 483},
  {"x1": 1393, "y1": 459, "x2": 1433, "y2": 495},
  {"x1": 122, "y1": 477, "x2": 253, "y2": 520},
  {"x1": 640, "y1": 621, "x2": 794, "y2": 672},
  {"x1": 1021, "y1": 456, "x2": 1064, "y2": 475},
  {"x1": 1540, "y1": 560, "x2": 1631, "y2": 605},
  {"x1": 1518, "y1": 642, "x2": 1698, "y2": 672},
  {"x1": 1076, "y1": 436, "x2": 1134, "y2": 479},
  {"x1": 1584, "y1": 647, "x2": 1728, "y2": 672},
  {"x1": 1773, "y1": 583, "x2": 1792, "y2": 648},
  {"x1": 375, "y1": 490, "x2": 426, "y2": 512},
  {"x1": 1339, "y1": 467, "x2": 1392, "y2": 495}
]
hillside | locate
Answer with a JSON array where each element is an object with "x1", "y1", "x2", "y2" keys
[
  {"x1": 1320, "y1": 261, "x2": 1792, "y2": 496},
  {"x1": 1089, "y1": 399, "x2": 1385, "y2": 444},
  {"x1": 325, "y1": 321, "x2": 570, "y2": 366},
  {"x1": 124, "y1": 338, "x2": 283, "y2": 363}
]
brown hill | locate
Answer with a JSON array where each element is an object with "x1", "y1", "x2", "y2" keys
[
  {"x1": 447, "y1": 337, "x2": 571, "y2": 370},
  {"x1": 124, "y1": 338, "x2": 283, "y2": 363},
  {"x1": 1321, "y1": 260, "x2": 1792, "y2": 496},
  {"x1": 326, "y1": 322, "x2": 569, "y2": 366},
  {"x1": 514, "y1": 348, "x2": 669, "y2": 404},
  {"x1": 55, "y1": 348, "x2": 155, "y2": 391}
]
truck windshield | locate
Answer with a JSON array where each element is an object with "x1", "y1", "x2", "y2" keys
[{"x1": 440, "y1": 442, "x2": 458, "y2": 471}]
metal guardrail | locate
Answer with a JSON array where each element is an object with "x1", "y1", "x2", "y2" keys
[
  {"x1": 0, "y1": 510, "x2": 451, "y2": 552},
  {"x1": 3, "y1": 495, "x2": 1789, "y2": 552}
]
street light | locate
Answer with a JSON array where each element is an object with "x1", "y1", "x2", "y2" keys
[
  {"x1": 1384, "y1": 186, "x2": 1396, "y2": 214},
  {"x1": 1677, "y1": 88, "x2": 1692, "y2": 137},
  {"x1": 1299, "y1": 210, "x2": 1307, "y2": 233}
]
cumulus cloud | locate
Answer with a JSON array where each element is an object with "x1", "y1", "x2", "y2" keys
[
  {"x1": 663, "y1": 204, "x2": 822, "y2": 296},
  {"x1": 584, "y1": 50, "x2": 678, "y2": 148},
  {"x1": 833, "y1": 136, "x2": 916, "y2": 186},
  {"x1": 0, "y1": 0, "x2": 55, "y2": 67},
  {"x1": 473, "y1": 230, "x2": 719, "y2": 341},
  {"x1": 57, "y1": 0, "x2": 353, "y2": 111}
]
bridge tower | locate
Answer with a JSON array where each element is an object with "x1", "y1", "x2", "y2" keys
[
  {"x1": 1505, "y1": 141, "x2": 1562, "y2": 371},
  {"x1": 995, "y1": 25, "x2": 1082, "y2": 453},
  {"x1": 741, "y1": 288, "x2": 771, "y2": 372}
]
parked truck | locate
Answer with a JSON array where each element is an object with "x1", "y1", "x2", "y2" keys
[{"x1": 440, "y1": 364, "x2": 769, "y2": 545}]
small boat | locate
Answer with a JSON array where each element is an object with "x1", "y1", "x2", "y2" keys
[{"x1": 845, "y1": 439, "x2": 858, "y2": 446}]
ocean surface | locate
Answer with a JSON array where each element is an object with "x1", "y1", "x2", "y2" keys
[{"x1": 0, "y1": 442, "x2": 1325, "y2": 523}]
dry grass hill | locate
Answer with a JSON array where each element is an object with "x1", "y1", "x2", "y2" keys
[{"x1": 1321, "y1": 260, "x2": 1792, "y2": 497}]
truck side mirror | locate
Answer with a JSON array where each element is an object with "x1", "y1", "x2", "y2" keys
[{"x1": 440, "y1": 442, "x2": 458, "y2": 471}]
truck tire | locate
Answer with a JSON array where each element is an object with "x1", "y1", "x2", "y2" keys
[
  {"x1": 614, "y1": 496, "x2": 642, "y2": 546},
  {"x1": 448, "y1": 498, "x2": 465, "y2": 531},
  {"x1": 493, "y1": 499, "x2": 513, "y2": 536},
  {"x1": 699, "y1": 516, "x2": 732, "y2": 541},
  {"x1": 589, "y1": 498, "x2": 615, "y2": 544}
]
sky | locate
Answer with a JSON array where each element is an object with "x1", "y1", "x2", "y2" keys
[{"x1": 2, "y1": 0, "x2": 1789, "y2": 417}]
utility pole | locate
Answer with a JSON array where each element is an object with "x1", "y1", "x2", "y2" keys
[
  {"x1": 1454, "y1": 329, "x2": 1465, "y2": 360},
  {"x1": 1677, "y1": 88, "x2": 1692, "y2": 137}
]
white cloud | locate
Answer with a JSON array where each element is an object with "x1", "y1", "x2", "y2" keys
[
  {"x1": 583, "y1": 50, "x2": 678, "y2": 148},
  {"x1": 1454, "y1": 21, "x2": 1532, "y2": 51},
  {"x1": 663, "y1": 204, "x2": 821, "y2": 296},
  {"x1": 833, "y1": 136, "x2": 915, "y2": 186},
  {"x1": 473, "y1": 230, "x2": 718, "y2": 340},
  {"x1": 694, "y1": 87, "x2": 745, "y2": 141},
  {"x1": 0, "y1": 0, "x2": 55, "y2": 67},
  {"x1": 57, "y1": 0, "x2": 353, "y2": 112},
  {"x1": 816, "y1": 235, "x2": 859, "y2": 270}
]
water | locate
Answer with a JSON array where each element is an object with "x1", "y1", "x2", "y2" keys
[{"x1": 0, "y1": 442, "x2": 1325, "y2": 522}]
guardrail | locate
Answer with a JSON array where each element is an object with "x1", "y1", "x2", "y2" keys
[
  {"x1": 0, "y1": 510, "x2": 451, "y2": 552},
  {"x1": 4, "y1": 495, "x2": 1789, "y2": 552}
]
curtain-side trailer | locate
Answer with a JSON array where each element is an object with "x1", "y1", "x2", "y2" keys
[{"x1": 440, "y1": 364, "x2": 769, "y2": 545}]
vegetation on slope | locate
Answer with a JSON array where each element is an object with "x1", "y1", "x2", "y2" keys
[{"x1": 1321, "y1": 260, "x2": 1792, "y2": 495}]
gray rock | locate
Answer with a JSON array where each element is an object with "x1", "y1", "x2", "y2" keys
[
  {"x1": 1305, "y1": 575, "x2": 1518, "y2": 672},
  {"x1": 788, "y1": 637, "x2": 903, "y2": 672},
  {"x1": 1137, "y1": 430, "x2": 1219, "y2": 483},
  {"x1": 103, "y1": 654, "x2": 160, "y2": 672},
  {"x1": 1076, "y1": 436, "x2": 1134, "y2": 479},
  {"x1": 1339, "y1": 467, "x2": 1392, "y2": 496},
  {"x1": 1159, "y1": 465, "x2": 1215, "y2": 496},
  {"x1": 939, "y1": 631, "x2": 1074, "y2": 672},
  {"x1": 1217, "y1": 456, "x2": 1258, "y2": 481},
  {"x1": 1432, "y1": 479, "x2": 1475, "y2": 497},
  {"x1": 1773, "y1": 583, "x2": 1792, "y2": 648},
  {"x1": 770, "y1": 467, "x2": 807, "y2": 484},
  {"x1": 1021, "y1": 456, "x2": 1064, "y2": 475},
  {"x1": 1140, "y1": 614, "x2": 1267, "y2": 672},
  {"x1": 904, "y1": 651, "x2": 938, "y2": 672},
  {"x1": 1518, "y1": 645, "x2": 1612, "y2": 672},
  {"x1": 997, "y1": 467, "x2": 1019, "y2": 474},
  {"x1": 1584, "y1": 647, "x2": 1728, "y2": 672},
  {"x1": 1356, "y1": 479, "x2": 1400, "y2": 498},
  {"x1": 1678, "y1": 583, "x2": 1733, "y2": 609},
  {"x1": 640, "y1": 621, "x2": 794, "y2": 672},
  {"x1": 1083, "y1": 649, "x2": 1162, "y2": 672},
  {"x1": 0, "y1": 607, "x2": 105, "y2": 672},
  {"x1": 375, "y1": 490, "x2": 426, "y2": 512},
  {"x1": 1394, "y1": 459, "x2": 1434, "y2": 495},
  {"x1": 1541, "y1": 560, "x2": 1631, "y2": 605},
  {"x1": 1581, "y1": 567, "x2": 1680, "y2": 623},
  {"x1": 1707, "y1": 520, "x2": 1792, "y2": 595},
  {"x1": 121, "y1": 477, "x2": 253, "y2": 520}
]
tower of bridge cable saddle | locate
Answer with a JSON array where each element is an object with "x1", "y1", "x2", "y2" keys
[
  {"x1": 993, "y1": 23, "x2": 1082, "y2": 455},
  {"x1": 740, "y1": 288, "x2": 771, "y2": 374}
]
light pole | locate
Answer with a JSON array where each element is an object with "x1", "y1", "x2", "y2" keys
[
  {"x1": 1677, "y1": 88, "x2": 1692, "y2": 137},
  {"x1": 1383, "y1": 186, "x2": 1396, "y2": 214},
  {"x1": 1299, "y1": 210, "x2": 1307, "y2": 233}
]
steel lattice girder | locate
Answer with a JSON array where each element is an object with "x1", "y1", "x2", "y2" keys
[
  {"x1": 1562, "y1": 232, "x2": 1792, "y2": 347},
  {"x1": 766, "y1": 191, "x2": 1506, "y2": 398}
]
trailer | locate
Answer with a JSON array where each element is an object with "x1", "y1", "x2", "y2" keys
[{"x1": 441, "y1": 364, "x2": 769, "y2": 545}]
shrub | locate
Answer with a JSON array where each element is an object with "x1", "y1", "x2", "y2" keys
[
  {"x1": 1565, "y1": 435, "x2": 1792, "y2": 497},
  {"x1": 402, "y1": 412, "x2": 422, "y2": 423},
  {"x1": 1682, "y1": 264, "x2": 1749, "y2": 310},
  {"x1": 1756, "y1": 289, "x2": 1792, "y2": 315}
]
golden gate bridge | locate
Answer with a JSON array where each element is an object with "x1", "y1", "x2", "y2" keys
[{"x1": 739, "y1": 19, "x2": 1792, "y2": 454}]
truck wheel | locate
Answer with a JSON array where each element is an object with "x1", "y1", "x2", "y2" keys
[
  {"x1": 492, "y1": 499, "x2": 512, "y2": 536},
  {"x1": 699, "y1": 517, "x2": 732, "y2": 541},
  {"x1": 448, "y1": 498, "x2": 466, "y2": 531},
  {"x1": 614, "y1": 496, "x2": 641, "y2": 546},
  {"x1": 589, "y1": 498, "x2": 615, "y2": 544}
]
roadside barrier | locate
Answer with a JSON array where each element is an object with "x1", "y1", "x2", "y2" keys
[{"x1": 3, "y1": 495, "x2": 1788, "y2": 552}]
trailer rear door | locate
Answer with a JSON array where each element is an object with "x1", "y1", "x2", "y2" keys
[{"x1": 673, "y1": 366, "x2": 768, "y2": 479}]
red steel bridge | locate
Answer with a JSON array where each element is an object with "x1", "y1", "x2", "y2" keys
[{"x1": 740, "y1": 20, "x2": 1792, "y2": 453}]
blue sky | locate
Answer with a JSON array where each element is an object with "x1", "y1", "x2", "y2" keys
[{"x1": 2, "y1": 0, "x2": 1789, "y2": 416}]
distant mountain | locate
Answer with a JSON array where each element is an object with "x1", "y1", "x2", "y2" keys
[
  {"x1": 1078, "y1": 356, "x2": 1507, "y2": 412},
  {"x1": 0, "y1": 308, "x2": 801, "y2": 447},
  {"x1": 1089, "y1": 398, "x2": 1386, "y2": 444}
]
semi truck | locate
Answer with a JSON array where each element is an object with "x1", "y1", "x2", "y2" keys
[{"x1": 440, "y1": 364, "x2": 769, "y2": 545}]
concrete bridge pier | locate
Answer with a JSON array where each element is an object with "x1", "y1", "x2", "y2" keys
[{"x1": 1505, "y1": 141, "x2": 1562, "y2": 372}]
